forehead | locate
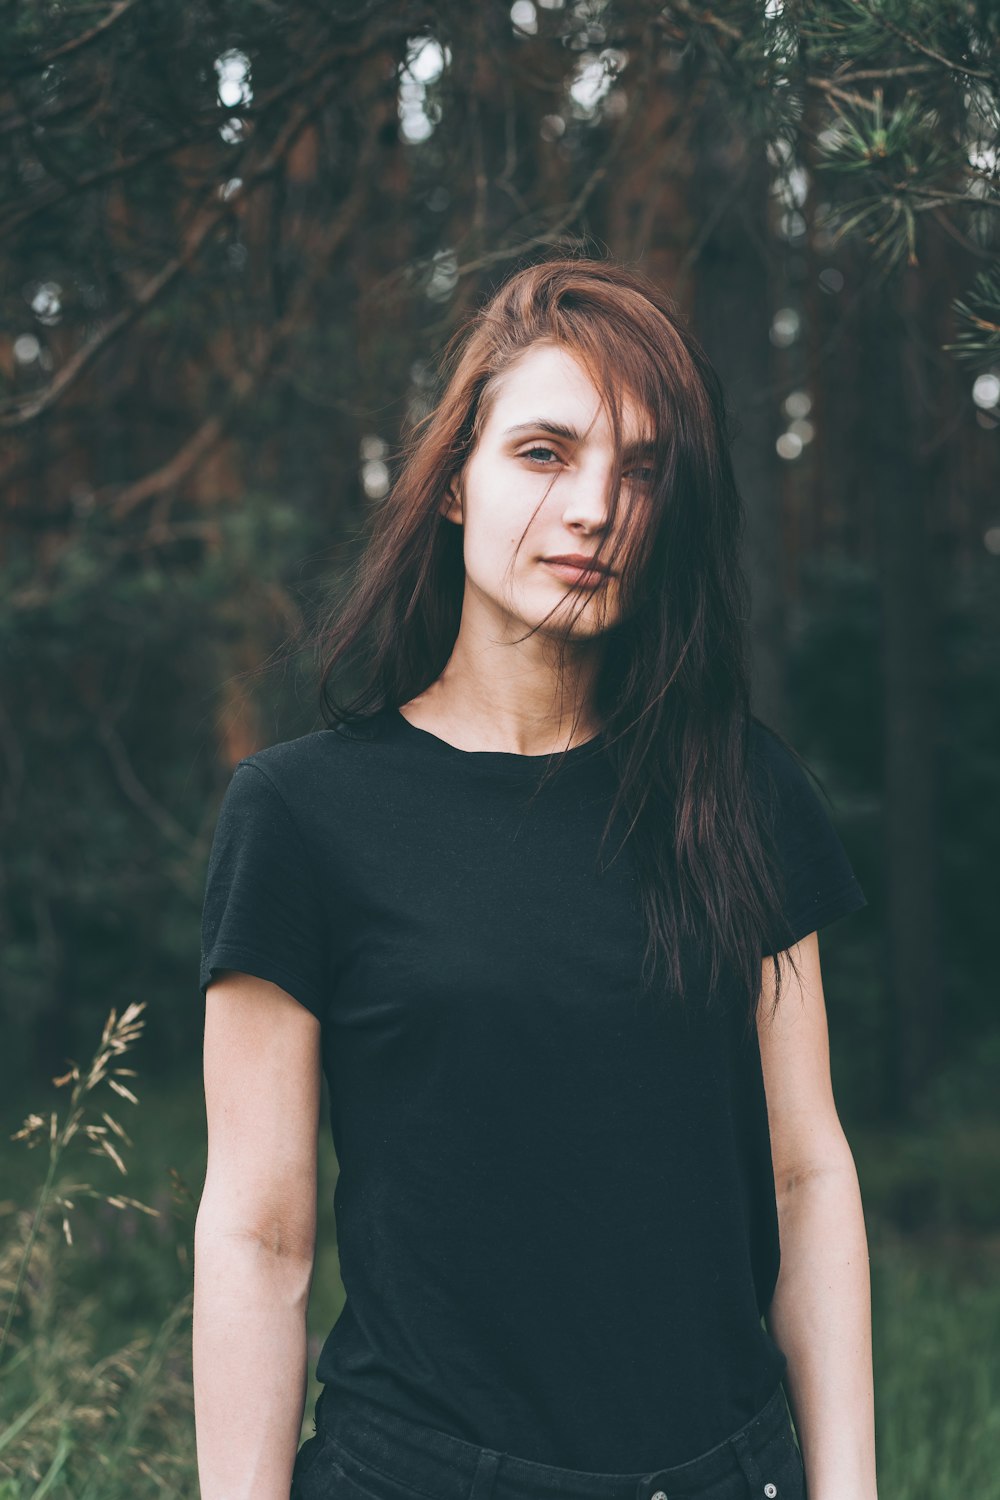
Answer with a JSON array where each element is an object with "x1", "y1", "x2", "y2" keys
[{"x1": 482, "y1": 342, "x2": 653, "y2": 445}]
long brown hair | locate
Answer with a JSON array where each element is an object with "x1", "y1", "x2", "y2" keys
[{"x1": 312, "y1": 255, "x2": 802, "y2": 1033}]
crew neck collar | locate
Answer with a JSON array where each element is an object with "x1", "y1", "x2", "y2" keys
[{"x1": 386, "y1": 705, "x2": 606, "y2": 772}]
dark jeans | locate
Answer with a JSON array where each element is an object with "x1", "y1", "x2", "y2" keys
[{"x1": 290, "y1": 1382, "x2": 807, "y2": 1500}]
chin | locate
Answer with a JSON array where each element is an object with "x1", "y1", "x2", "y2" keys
[
  {"x1": 515, "y1": 584, "x2": 619, "y2": 639},
  {"x1": 539, "y1": 612, "x2": 616, "y2": 644}
]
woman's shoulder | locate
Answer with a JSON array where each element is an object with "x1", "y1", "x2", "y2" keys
[
  {"x1": 239, "y1": 711, "x2": 386, "y2": 774},
  {"x1": 240, "y1": 720, "x2": 369, "y2": 773},
  {"x1": 233, "y1": 713, "x2": 393, "y2": 809},
  {"x1": 744, "y1": 716, "x2": 835, "y2": 830},
  {"x1": 745, "y1": 718, "x2": 867, "y2": 944},
  {"x1": 746, "y1": 715, "x2": 810, "y2": 785},
  {"x1": 747, "y1": 714, "x2": 792, "y2": 757}
]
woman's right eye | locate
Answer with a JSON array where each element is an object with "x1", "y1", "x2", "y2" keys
[{"x1": 518, "y1": 447, "x2": 655, "y2": 482}]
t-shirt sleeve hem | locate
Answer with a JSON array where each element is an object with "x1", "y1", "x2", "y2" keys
[
  {"x1": 200, "y1": 943, "x2": 325, "y2": 1023},
  {"x1": 762, "y1": 879, "x2": 868, "y2": 957}
]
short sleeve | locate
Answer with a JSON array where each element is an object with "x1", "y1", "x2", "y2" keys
[
  {"x1": 199, "y1": 759, "x2": 329, "y2": 1022},
  {"x1": 750, "y1": 724, "x2": 868, "y2": 957}
]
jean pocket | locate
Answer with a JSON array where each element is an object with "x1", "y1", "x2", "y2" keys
[
  {"x1": 752, "y1": 1423, "x2": 806, "y2": 1500},
  {"x1": 290, "y1": 1431, "x2": 331, "y2": 1499},
  {"x1": 309, "y1": 1432, "x2": 436, "y2": 1500}
]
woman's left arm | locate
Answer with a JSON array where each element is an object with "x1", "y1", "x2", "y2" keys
[{"x1": 757, "y1": 931, "x2": 878, "y2": 1500}]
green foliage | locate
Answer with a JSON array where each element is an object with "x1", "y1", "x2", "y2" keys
[
  {"x1": 676, "y1": 0, "x2": 1000, "y2": 334},
  {"x1": 0, "y1": 1005, "x2": 196, "y2": 1498},
  {"x1": 0, "y1": 493, "x2": 328, "y2": 1076},
  {"x1": 796, "y1": 0, "x2": 998, "y2": 68},
  {"x1": 812, "y1": 90, "x2": 965, "y2": 270},
  {"x1": 857, "y1": 1108, "x2": 1000, "y2": 1232},
  {"x1": 785, "y1": 554, "x2": 1000, "y2": 1116},
  {"x1": 870, "y1": 1226, "x2": 1000, "y2": 1496},
  {"x1": 947, "y1": 265, "x2": 1000, "y2": 367}
]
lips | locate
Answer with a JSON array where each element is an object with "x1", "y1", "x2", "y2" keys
[
  {"x1": 543, "y1": 557, "x2": 612, "y2": 587},
  {"x1": 543, "y1": 554, "x2": 612, "y2": 576}
]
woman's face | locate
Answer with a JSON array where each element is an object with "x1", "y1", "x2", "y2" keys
[{"x1": 442, "y1": 341, "x2": 654, "y2": 643}]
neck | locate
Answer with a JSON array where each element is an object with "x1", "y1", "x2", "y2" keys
[{"x1": 400, "y1": 614, "x2": 604, "y2": 756}]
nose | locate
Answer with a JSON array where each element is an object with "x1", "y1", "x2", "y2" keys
[{"x1": 557, "y1": 459, "x2": 616, "y2": 531}]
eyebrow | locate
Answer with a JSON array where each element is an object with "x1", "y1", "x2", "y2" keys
[{"x1": 503, "y1": 419, "x2": 657, "y2": 459}]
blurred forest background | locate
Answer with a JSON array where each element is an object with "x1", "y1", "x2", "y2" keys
[{"x1": 1, "y1": 1, "x2": 998, "y2": 1495}]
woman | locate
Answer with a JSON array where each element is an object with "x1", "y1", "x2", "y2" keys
[{"x1": 194, "y1": 258, "x2": 876, "y2": 1500}]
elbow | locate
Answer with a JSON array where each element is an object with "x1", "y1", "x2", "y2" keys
[
  {"x1": 193, "y1": 1212, "x2": 316, "y2": 1315},
  {"x1": 773, "y1": 1137, "x2": 859, "y2": 1202},
  {"x1": 194, "y1": 1197, "x2": 317, "y2": 1269}
]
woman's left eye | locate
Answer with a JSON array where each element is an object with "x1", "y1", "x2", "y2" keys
[{"x1": 520, "y1": 446, "x2": 560, "y2": 465}]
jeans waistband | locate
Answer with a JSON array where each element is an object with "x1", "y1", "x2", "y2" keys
[{"x1": 316, "y1": 1381, "x2": 792, "y2": 1500}]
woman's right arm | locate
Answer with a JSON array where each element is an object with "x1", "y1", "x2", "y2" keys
[{"x1": 194, "y1": 970, "x2": 323, "y2": 1500}]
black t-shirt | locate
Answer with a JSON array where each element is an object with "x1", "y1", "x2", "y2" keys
[{"x1": 199, "y1": 706, "x2": 867, "y2": 1472}]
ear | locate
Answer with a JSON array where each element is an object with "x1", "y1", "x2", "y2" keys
[{"x1": 439, "y1": 477, "x2": 463, "y2": 526}]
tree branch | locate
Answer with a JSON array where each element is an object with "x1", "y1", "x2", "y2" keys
[
  {"x1": 864, "y1": 11, "x2": 993, "y2": 82},
  {"x1": 1, "y1": 0, "x2": 142, "y2": 78},
  {"x1": 0, "y1": 78, "x2": 340, "y2": 429},
  {"x1": 103, "y1": 121, "x2": 380, "y2": 519}
]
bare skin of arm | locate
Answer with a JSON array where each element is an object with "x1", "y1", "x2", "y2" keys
[
  {"x1": 193, "y1": 972, "x2": 322, "y2": 1500},
  {"x1": 758, "y1": 931, "x2": 878, "y2": 1500}
]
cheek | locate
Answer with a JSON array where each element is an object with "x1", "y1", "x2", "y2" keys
[
  {"x1": 462, "y1": 517, "x2": 513, "y2": 592},
  {"x1": 462, "y1": 494, "x2": 540, "y2": 592}
]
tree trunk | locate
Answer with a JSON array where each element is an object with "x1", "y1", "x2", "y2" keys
[
  {"x1": 862, "y1": 266, "x2": 943, "y2": 1119},
  {"x1": 689, "y1": 121, "x2": 786, "y2": 733}
]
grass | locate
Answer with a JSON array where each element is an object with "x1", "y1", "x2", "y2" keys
[
  {"x1": 869, "y1": 1222, "x2": 1000, "y2": 1495},
  {"x1": 1, "y1": 1011, "x2": 998, "y2": 1495},
  {"x1": 0, "y1": 1005, "x2": 196, "y2": 1498}
]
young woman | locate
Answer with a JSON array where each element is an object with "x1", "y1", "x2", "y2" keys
[{"x1": 194, "y1": 258, "x2": 876, "y2": 1500}]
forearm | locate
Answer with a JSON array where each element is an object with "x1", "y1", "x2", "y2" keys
[
  {"x1": 193, "y1": 1216, "x2": 314, "y2": 1500},
  {"x1": 765, "y1": 1148, "x2": 878, "y2": 1500}
]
